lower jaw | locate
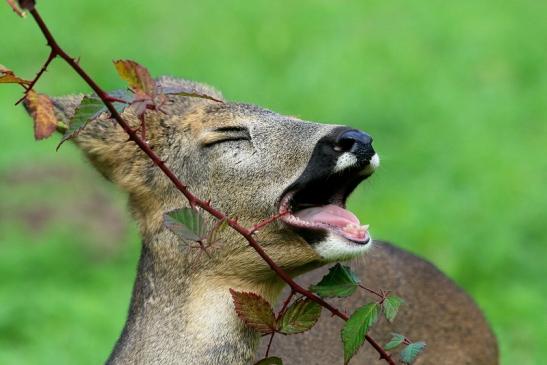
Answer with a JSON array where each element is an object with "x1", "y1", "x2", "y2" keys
[{"x1": 312, "y1": 232, "x2": 373, "y2": 262}]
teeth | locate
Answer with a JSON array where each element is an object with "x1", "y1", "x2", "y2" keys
[{"x1": 342, "y1": 223, "x2": 369, "y2": 238}]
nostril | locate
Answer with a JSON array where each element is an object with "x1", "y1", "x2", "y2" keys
[
  {"x1": 334, "y1": 136, "x2": 356, "y2": 152},
  {"x1": 334, "y1": 130, "x2": 373, "y2": 152}
]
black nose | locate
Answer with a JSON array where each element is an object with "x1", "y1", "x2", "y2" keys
[{"x1": 334, "y1": 129, "x2": 373, "y2": 155}]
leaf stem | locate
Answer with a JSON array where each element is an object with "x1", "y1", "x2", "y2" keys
[
  {"x1": 358, "y1": 284, "x2": 385, "y2": 300},
  {"x1": 264, "y1": 332, "x2": 275, "y2": 358}
]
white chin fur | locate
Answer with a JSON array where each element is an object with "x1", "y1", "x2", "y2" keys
[
  {"x1": 313, "y1": 232, "x2": 373, "y2": 262},
  {"x1": 370, "y1": 153, "x2": 380, "y2": 169},
  {"x1": 360, "y1": 153, "x2": 380, "y2": 175}
]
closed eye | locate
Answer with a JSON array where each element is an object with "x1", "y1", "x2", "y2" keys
[{"x1": 201, "y1": 126, "x2": 251, "y2": 147}]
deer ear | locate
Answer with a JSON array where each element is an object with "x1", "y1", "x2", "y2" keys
[
  {"x1": 23, "y1": 93, "x2": 151, "y2": 193},
  {"x1": 50, "y1": 94, "x2": 85, "y2": 123}
]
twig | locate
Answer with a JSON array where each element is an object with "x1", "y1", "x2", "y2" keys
[
  {"x1": 264, "y1": 332, "x2": 275, "y2": 358},
  {"x1": 15, "y1": 49, "x2": 56, "y2": 105},
  {"x1": 264, "y1": 290, "x2": 295, "y2": 358},
  {"x1": 249, "y1": 210, "x2": 289, "y2": 234},
  {"x1": 22, "y1": 7, "x2": 395, "y2": 364},
  {"x1": 358, "y1": 284, "x2": 385, "y2": 300}
]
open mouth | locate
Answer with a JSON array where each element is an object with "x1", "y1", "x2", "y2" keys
[{"x1": 279, "y1": 169, "x2": 371, "y2": 245}]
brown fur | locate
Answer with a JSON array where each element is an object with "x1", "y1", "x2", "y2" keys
[{"x1": 30, "y1": 77, "x2": 498, "y2": 364}]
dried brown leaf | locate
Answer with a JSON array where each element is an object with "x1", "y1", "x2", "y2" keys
[
  {"x1": 229, "y1": 289, "x2": 277, "y2": 334},
  {"x1": 113, "y1": 60, "x2": 156, "y2": 97},
  {"x1": 25, "y1": 90, "x2": 58, "y2": 140},
  {"x1": 0, "y1": 64, "x2": 30, "y2": 86}
]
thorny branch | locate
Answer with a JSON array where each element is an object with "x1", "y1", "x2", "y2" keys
[
  {"x1": 16, "y1": 3, "x2": 396, "y2": 364},
  {"x1": 14, "y1": 50, "x2": 55, "y2": 105}
]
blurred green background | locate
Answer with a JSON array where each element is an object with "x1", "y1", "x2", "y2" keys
[{"x1": 1, "y1": 1, "x2": 545, "y2": 364}]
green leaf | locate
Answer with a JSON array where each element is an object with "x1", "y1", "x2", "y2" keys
[
  {"x1": 383, "y1": 333, "x2": 406, "y2": 350},
  {"x1": 382, "y1": 295, "x2": 404, "y2": 323},
  {"x1": 341, "y1": 303, "x2": 380, "y2": 364},
  {"x1": 278, "y1": 298, "x2": 321, "y2": 335},
  {"x1": 229, "y1": 289, "x2": 277, "y2": 334},
  {"x1": 57, "y1": 95, "x2": 105, "y2": 148},
  {"x1": 56, "y1": 90, "x2": 130, "y2": 149},
  {"x1": 254, "y1": 356, "x2": 283, "y2": 365},
  {"x1": 163, "y1": 208, "x2": 207, "y2": 242},
  {"x1": 309, "y1": 263, "x2": 360, "y2": 298},
  {"x1": 400, "y1": 341, "x2": 426, "y2": 364}
]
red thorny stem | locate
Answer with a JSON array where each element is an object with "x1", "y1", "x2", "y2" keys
[{"x1": 21, "y1": 5, "x2": 396, "y2": 364}]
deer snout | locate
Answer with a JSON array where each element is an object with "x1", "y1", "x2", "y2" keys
[
  {"x1": 334, "y1": 129, "x2": 375, "y2": 159},
  {"x1": 333, "y1": 128, "x2": 379, "y2": 174}
]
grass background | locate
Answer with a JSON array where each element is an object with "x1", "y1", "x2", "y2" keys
[{"x1": 1, "y1": 1, "x2": 545, "y2": 364}]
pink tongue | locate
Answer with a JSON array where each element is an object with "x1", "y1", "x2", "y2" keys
[{"x1": 293, "y1": 204, "x2": 361, "y2": 228}]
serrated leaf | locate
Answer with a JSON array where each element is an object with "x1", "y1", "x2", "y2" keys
[
  {"x1": 382, "y1": 295, "x2": 404, "y2": 323},
  {"x1": 384, "y1": 333, "x2": 406, "y2": 350},
  {"x1": 278, "y1": 298, "x2": 321, "y2": 335},
  {"x1": 341, "y1": 302, "x2": 380, "y2": 364},
  {"x1": 164, "y1": 208, "x2": 207, "y2": 242},
  {"x1": 0, "y1": 64, "x2": 30, "y2": 85},
  {"x1": 400, "y1": 341, "x2": 426, "y2": 364},
  {"x1": 254, "y1": 356, "x2": 283, "y2": 365},
  {"x1": 57, "y1": 95, "x2": 105, "y2": 148},
  {"x1": 309, "y1": 263, "x2": 360, "y2": 298},
  {"x1": 229, "y1": 289, "x2": 277, "y2": 334},
  {"x1": 24, "y1": 90, "x2": 58, "y2": 140},
  {"x1": 113, "y1": 60, "x2": 156, "y2": 97},
  {"x1": 108, "y1": 88, "x2": 133, "y2": 110}
]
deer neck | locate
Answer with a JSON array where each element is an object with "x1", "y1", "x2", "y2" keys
[{"x1": 107, "y1": 231, "x2": 282, "y2": 365}]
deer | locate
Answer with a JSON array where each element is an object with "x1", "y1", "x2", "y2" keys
[{"x1": 28, "y1": 76, "x2": 498, "y2": 364}]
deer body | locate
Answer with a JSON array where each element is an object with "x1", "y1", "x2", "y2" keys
[{"x1": 36, "y1": 77, "x2": 498, "y2": 364}]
